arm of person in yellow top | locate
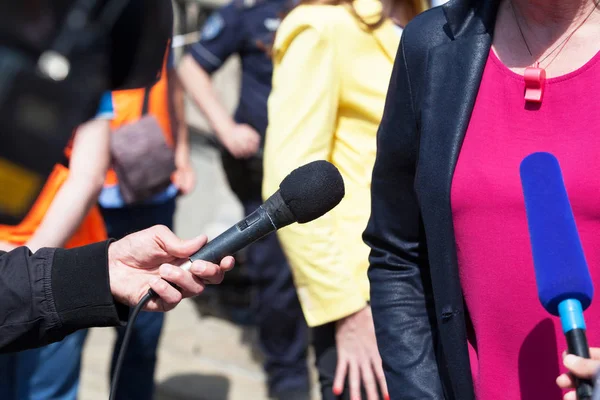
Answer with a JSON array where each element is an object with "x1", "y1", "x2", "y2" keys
[
  {"x1": 25, "y1": 118, "x2": 111, "y2": 252},
  {"x1": 168, "y1": 57, "x2": 195, "y2": 195},
  {"x1": 263, "y1": 25, "x2": 388, "y2": 400}
]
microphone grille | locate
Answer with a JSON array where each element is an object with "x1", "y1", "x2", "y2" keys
[
  {"x1": 279, "y1": 160, "x2": 345, "y2": 224},
  {"x1": 520, "y1": 152, "x2": 594, "y2": 315}
]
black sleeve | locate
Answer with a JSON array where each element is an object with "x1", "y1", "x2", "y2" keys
[
  {"x1": 362, "y1": 36, "x2": 444, "y2": 399},
  {"x1": 186, "y1": 4, "x2": 243, "y2": 74},
  {"x1": 0, "y1": 240, "x2": 128, "y2": 353}
]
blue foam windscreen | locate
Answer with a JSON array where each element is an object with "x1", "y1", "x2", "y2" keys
[{"x1": 520, "y1": 152, "x2": 594, "y2": 316}]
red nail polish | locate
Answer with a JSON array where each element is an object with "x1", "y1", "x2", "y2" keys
[
  {"x1": 385, "y1": 395, "x2": 390, "y2": 400},
  {"x1": 333, "y1": 387, "x2": 342, "y2": 396}
]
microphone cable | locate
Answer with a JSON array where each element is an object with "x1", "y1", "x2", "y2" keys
[{"x1": 108, "y1": 289, "x2": 155, "y2": 400}]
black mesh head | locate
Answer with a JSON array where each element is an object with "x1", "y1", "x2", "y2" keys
[{"x1": 279, "y1": 160, "x2": 345, "y2": 224}]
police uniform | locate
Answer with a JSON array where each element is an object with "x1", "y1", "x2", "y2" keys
[
  {"x1": 190, "y1": 0, "x2": 284, "y2": 201},
  {"x1": 188, "y1": 2, "x2": 310, "y2": 399}
]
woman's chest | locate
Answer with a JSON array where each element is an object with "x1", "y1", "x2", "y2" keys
[{"x1": 452, "y1": 53, "x2": 600, "y2": 221}]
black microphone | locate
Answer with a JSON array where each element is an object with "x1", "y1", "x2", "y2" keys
[
  {"x1": 178, "y1": 160, "x2": 345, "y2": 270},
  {"x1": 123, "y1": 160, "x2": 344, "y2": 399}
]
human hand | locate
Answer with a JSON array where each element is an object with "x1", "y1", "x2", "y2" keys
[
  {"x1": 221, "y1": 124, "x2": 261, "y2": 159},
  {"x1": 556, "y1": 348, "x2": 600, "y2": 400},
  {"x1": 107, "y1": 225, "x2": 234, "y2": 312},
  {"x1": 173, "y1": 158, "x2": 196, "y2": 195},
  {"x1": 334, "y1": 306, "x2": 389, "y2": 400},
  {"x1": 0, "y1": 241, "x2": 17, "y2": 252}
]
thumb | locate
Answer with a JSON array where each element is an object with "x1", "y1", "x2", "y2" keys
[
  {"x1": 157, "y1": 228, "x2": 207, "y2": 259},
  {"x1": 564, "y1": 354, "x2": 600, "y2": 379}
]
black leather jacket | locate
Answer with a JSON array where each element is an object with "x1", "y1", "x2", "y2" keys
[
  {"x1": 363, "y1": 1, "x2": 501, "y2": 399},
  {"x1": 0, "y1": 241, "x2": 127, "y2": 352}
]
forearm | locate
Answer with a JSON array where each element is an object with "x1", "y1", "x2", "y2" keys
[
  {"x1": 26, "y1": 118, "x2": 111, "y2": 252},
  {"x1": 168, "y1": 69, "x2": 190, "y2": 163},
  {"x1": 27, "y1": 177, "x2": 102, "y2": 252},
  {"x1": 0, "y1": 242, "x2": 127, "y2": 353},
  {"x1": 178, "y1": 55, "x2": 235, "y2": 140}
]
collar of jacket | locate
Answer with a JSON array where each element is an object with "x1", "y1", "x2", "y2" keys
[
  {"x1": 411, "y1": 1, "x2": 501, "y2": 399},
  {"x1": 442, "y1": 0, "x2": 501, "y2": 39}
]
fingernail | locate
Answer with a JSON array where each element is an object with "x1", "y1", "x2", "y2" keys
[
  {"x1": 385, "y1": 395, "x2": 390, "y2": 400},
  {"x1": 332, "y1": 387, "x2": 342, "y2": 396},
  {"x1": 564, "y1": 354, "x2": 577, "y2": 367},
  {"x1": 192, "y1": 261, "x2": 206, "y2": 274}
]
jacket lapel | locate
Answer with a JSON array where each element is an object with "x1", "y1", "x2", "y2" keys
[{"x1": 415, "y1": 33, "x2": 492, "y2": 400}]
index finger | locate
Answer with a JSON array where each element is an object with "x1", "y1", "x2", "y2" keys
[{"x1": 563, "y1": 354, "x2": 600, "y2": 379}]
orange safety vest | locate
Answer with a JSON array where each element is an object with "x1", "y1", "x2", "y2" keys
[
  {"x1": 104, "y1": 54, "x2": 173, "y2": 187},
  {"x1": 0, "y1": 146, "x2": 107, "y2": 248}
]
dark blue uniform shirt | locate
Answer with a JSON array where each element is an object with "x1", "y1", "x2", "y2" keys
[{"x1": 188, "y1": 0, "x2": 288, "y2": 137}]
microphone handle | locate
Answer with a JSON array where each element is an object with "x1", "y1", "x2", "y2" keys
[
  {"x1": 566, "y1": 329, "x2": 594, "y2": 400},
  {"x1": 181, "y1": 205, "x2": 277, "y2": 270}
]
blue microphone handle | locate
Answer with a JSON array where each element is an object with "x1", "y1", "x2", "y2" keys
[{"x1": 560, "y1": 299, "x2": 594, "y2": 399}]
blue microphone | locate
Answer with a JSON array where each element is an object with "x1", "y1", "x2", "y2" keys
[{"x1": 520, "y1": 152, "x2": 595, "y2": 399}]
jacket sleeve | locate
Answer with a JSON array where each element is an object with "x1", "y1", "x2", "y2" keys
[
  {"x1": 263, "y1": 17, "x2": 367, "y2": 327},
  {"x1": 362, "y1": 36, "x2": 444, "y2": 399},
  {"x1": 0, "y1": 241, "x2": 128, "y2": 353}
]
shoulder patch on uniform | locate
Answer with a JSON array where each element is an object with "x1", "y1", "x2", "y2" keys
[
  {"x1": 201, "y1": 13, "x2": 225, "y2": 41},
  {"x1": 264, "y1": 18, "x2": 280, "y2": 31}
]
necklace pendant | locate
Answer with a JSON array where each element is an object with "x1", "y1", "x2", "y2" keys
[{"x1": 524, "y1": 63, "x2": 546, "y2": 103}]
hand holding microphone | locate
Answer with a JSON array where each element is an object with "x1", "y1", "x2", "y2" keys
[
  {"x1": 520, "y1": 152, "x2": 595, "y2": 399},
  {"x1": 107, "y1": 226, "x2": 235, "y2": 312},
  {"x1": 143, "y1": 159, "x2": 344, "y2": 300},
  {"x1": 174, "y1": 159, "x2": 345, "y2": 271},
  {"x1": 111, "y1": 160, "x2": 345, "y2": 400},
  {"x1": 557, "y1": 349, "x2": 600, "y2": 400}
]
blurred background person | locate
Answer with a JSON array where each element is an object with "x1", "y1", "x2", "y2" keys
[
  {"x1": 262, "y1": 0, "x2": 427, "y2": 398},
  {"x1": 95, "y1": 46, "x2": 195, "y2": 400},
  {"x1": 364, "y1": 0, "x2": 600, "y2": 399},
  {"x1": 0, "y1": 93, "x2": 114, "y2": 399},
  {"x1": 177, "y1": 2, "x2": 312, "y2": 399}
]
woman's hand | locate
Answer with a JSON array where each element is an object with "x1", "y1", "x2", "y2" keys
[
  {"x1": 556, "y1": 348, "x2": 600, "y2": 400},
  {"x1": 334, "y1": 306, "x2": 389, "y2": 400}
]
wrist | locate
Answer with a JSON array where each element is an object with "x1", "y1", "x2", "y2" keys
[
  {"x1": 175, "y1": 145, "x2": 191, "y2": 165},
  {"x1": 107, "y1": 241, "x2": 126, "y2": 305},
  {"x1": 336, "y1": 303, "x2": 369, "y2": 324},
  {"x1": 215, "y1": 121, "x2": 236, "y2": 142}
]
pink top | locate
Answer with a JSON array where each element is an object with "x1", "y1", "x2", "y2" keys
[{"x1": 451, "y1": 49, "x2": 600, "y2": 399}]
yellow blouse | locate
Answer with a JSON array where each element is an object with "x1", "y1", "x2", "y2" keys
[{"x1": 263, "y1": 0, "x2": 400, "y2": 327}]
